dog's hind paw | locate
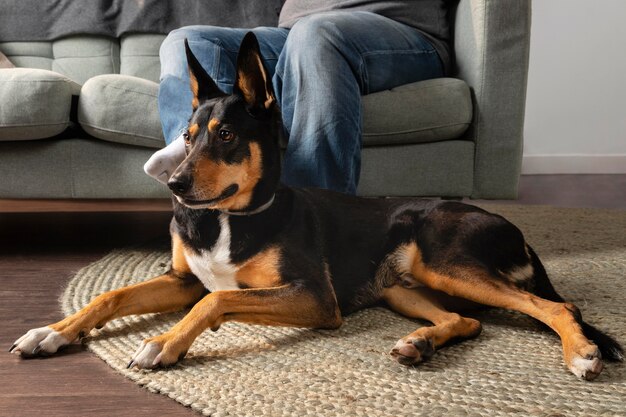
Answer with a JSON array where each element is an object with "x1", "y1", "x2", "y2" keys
[
  {"x1": 568, "y1": 347, "x2": 603, "y2": 381},
  {"x1": 390, "y1": 337, "x2": 435, "y2": 366},
  {"x1": 9, "y1": 326, "x2": 70, "y2": 357},
  {"x1": 563, "y1": 336, "x2": 605, "y2": 381}
]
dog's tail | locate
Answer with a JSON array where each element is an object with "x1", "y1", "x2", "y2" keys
[{"x1": 528, "y1": 245, "x2": 624, "y2": 362}]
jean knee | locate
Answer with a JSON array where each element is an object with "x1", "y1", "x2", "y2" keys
[
  {"x1": 282, "y1": 13, "x2": 359, "y2": 73},
  {"x1": 160, "y1": 27, "x2": 199, "y2": 78},
  {"x1": 286, "y1": 12, "x2": 357, "y2": 50},
  {"x1": 161, "y1": 26, "x2": 197, "y2": 55},
  {"x1": 160, "y1": 27, "x2": 225, "y2": 80}
]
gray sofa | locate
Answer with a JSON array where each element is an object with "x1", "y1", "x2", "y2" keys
[{"x1": 0, "y1": 0, "x2": 530, "y2": 199}]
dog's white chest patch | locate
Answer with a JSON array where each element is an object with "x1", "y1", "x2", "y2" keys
[{"x1": 185, "y1": 213, "x2": 240, "y2": 292}]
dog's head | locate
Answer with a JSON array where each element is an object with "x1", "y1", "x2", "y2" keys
[{"x1": 168, "y1": 33, "x2": 282, "y2": 211}]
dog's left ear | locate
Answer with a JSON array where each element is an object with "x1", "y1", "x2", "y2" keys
[{"x1": 234, "y1": 32, "x2": 275, "y2": 114}]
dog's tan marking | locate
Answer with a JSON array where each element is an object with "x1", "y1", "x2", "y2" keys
[
  {"x1": 188, "y1": 123, "x2": 200, "y2": 138},
  {"x1": 384, "y1": 285, "x2": 482, "y2": 347},
  {"x1": 189, "y1": 69, "x2": 200, "y2": 110},
  {"x1": 208, "y1": 118, "x2": 220, "y2": 132},
  {"x1": 397, "y1": 242, "x2": 603, "y2": 379},
  {"x1": 383, "y1": 285, "x2": 481, "y2": 364},
  {"x1": 237, "y1": 53, "x2": 274, "y2": 110},
  {"x1": 236, "y1": 71, "x2": 255, "y2": 106},
  {"x1": 46, "y1": 273, "x2": 205, "y2": 343},
  {"x1": 171, "y1": 233, "x2": 192, "y2": 274},
  {"x1": 193, "y1": 142, "x2": 263, "y2": 211},
  {"x1": 236, "y1": 246, "x2": 282, "y2": 289}
]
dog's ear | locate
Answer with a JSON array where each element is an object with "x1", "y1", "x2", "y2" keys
[
  {"x1": 184, "y1": 39, "x2": 224, "y2": 110},
  {"x1": 234, "y1": 32, "x2": 275, "y2": 114}
]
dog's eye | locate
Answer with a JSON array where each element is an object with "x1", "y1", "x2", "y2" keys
[
  {"x1": 183, "y1": 131, "x2": 191, "y2": 145},
  {"x1": 219, "y1": 129, "x2": 235, "y2": 142}
]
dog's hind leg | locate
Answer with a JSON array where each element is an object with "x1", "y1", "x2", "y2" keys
[
  {"x1": 403, "y1": 242, "x2": 606, "y2": 380},
  {"x1": 382, "y1": 285, "x2": 482, "y2": 365}
]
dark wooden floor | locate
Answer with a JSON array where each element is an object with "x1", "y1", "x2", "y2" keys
[{"x1": 1, "y1": 174, "x2": 625, "y2": 417}]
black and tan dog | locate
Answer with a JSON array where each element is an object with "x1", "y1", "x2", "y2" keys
[{"x1": 11, "y1": 33, "x2": 622, "y2": 380}]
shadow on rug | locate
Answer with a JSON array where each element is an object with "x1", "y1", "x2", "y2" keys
[{"x1": 61, "y1": 204, "x2": 626, "y2": 417}]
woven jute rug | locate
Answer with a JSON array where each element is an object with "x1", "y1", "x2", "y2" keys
[{"x1": 61, "y1": 204, "x2": 626, "y2": 416}]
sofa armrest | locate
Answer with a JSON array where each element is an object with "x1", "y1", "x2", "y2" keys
[{"x1": 454, "y1": 0, "x2": 531, "y2": 199}]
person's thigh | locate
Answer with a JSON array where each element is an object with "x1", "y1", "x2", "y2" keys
[
  {"x1": 158, "y1": 26, "x2": 288, "y2": 143},
  {"x1": 281, "y1": 11, "x2": 444, "y2": 95},
  {"x1": 275, "y1": 11, "x2": 444, "y2": 193},
  {"x1": 338, "y1": 11, "x2": 443, "y2": 94}
]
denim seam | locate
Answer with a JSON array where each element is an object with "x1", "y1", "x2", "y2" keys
[
  {"x1": 209, "y1": 38, "x2": 282, "y2": 59},
  {"x1": 212, "y1": 40, "x2": 222, "y2": 84},
  {"x1": 210, "y1": 37, "x2": 238, "y2": 54},
  {"x1": 341, "y1": 124, "x2": 363, "y2": 193},
  {"x1": 358, "y1": 56, "x2": 369, "y2": 94}
]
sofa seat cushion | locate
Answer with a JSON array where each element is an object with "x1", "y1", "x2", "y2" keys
[
  {"x1": 0, "y1": 68, "x2": 80, "y2": 140},
  {"x1": 77, "y1": 75, "x2": 471, "y2": 150},
  {"x1": 78, "y1": 74, "x2": 164, "y2": 148},
  {"x1": 362, "y1": 78, "x2": 472, "y2": 146}
]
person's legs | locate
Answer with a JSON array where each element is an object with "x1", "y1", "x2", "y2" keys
[
  {"x1": 275, "y1": 11, "x2": 444, "y2": 194},
  {"x1": 149, "y1": 13, "x2": 445, "y2": 192},
  {"x1": 146, "y1": 26, "x2": 288, "y2": 184}
]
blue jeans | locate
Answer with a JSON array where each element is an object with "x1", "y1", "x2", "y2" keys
[{"x1": 159, "y1": 11, "x2": 444, "y2": 194}]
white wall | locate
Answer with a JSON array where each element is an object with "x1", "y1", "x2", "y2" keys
[{"x1": 522, "y1": 0, "x2": 626, "y2": 174}]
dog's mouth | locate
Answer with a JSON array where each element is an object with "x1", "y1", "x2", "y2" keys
[{"x1": 176, "y1": 184, "x2": 239, "y2": 209}]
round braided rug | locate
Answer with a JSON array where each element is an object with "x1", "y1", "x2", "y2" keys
[{"x1": 61, "y1": 204, "x2": 626, "y2": 417}]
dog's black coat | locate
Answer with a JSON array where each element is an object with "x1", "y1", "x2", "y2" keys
[
  {"x1": 169, "y1": 32, "x2": 623, "y2": 363},
  {"x1": 175, "y1": 189, "x2": 529, "y2": 314}
]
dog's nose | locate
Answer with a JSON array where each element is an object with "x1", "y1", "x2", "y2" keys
[{"x1": 168, "y1": 176, "x2": 191, "y2": 195}]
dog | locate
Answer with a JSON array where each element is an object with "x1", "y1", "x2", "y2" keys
[{"x1": 10, "y1": 33, "x2": 622, "y2": 380}]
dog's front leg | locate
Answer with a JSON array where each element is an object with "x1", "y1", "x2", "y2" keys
[
  {"x1": 129, "y1": 284, "x2": 342, "y2": 369},
  {"x1": 10, "y1": 273, "x2": 206, "y2": 357}
]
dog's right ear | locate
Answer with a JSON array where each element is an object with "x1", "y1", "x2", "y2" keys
[{"x1": 184, "y1": 39, "x2": 224, "y2": 110}]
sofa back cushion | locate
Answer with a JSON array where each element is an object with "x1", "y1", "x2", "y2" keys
[
  {"x1": 120, "y1": 35, "x2": 166, "y2": 83},
  {"x1": 0, "y1": 35, "x2": 168, "y2": 84}
]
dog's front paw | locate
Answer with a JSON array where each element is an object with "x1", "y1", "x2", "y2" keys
[
  {"x1": 390, "y1": 337, "x2": 435, "y2": 366},
  {"x1": 9, "y1": 326, "x2": 71, "y2": 357},
  {"x1": 127, "y1": 334, "x2": 189, "y2": 370}
]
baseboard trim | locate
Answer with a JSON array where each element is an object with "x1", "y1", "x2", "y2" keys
[{"x1": 522, "y1": 154, "x2": 626, "y2": 174}]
